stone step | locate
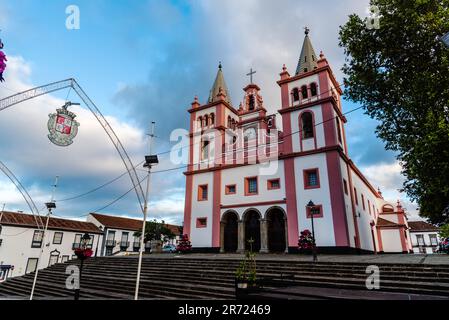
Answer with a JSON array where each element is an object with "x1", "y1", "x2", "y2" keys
[
  {"x1": 26, "y1": 271, "x2": 234, "y2": 299},
  {"x1": 51, "y1": 261, "x2": 449, "y2": 280}
]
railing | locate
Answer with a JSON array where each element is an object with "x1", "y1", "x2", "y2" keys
[
  {"x1": 72, "y1": 243, "x2": 81, "y2": 249},
  {"x1": 31, "y1": 241, "x2": 42, "y2": 248},
  {"x1": 72, "y1": 243, "x2": 93, "y2": 250},
  {"x1": 120, "y1": 241, "x2": 130, "y2": 249},
  {"x1": 105, "y1": 240, "x2": 116, "y2": 247}
]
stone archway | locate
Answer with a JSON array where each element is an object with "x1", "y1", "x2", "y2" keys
[
  {"x1": 244, "y1": 210, "x2": 261, "y2": 252},
  {"x1": 221, "y1": 211, "x2": 239, "y2": 253},
  {"x1": 266, "y1": 207, "x2": 287, "y2": 253}
]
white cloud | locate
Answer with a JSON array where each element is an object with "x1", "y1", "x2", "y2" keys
[
  {"x1": 0, "y1": 56, "x2": 150, "y2": 214},
  {"x1": 360, "y1": 161, "x2": 422, "y2": 221}
]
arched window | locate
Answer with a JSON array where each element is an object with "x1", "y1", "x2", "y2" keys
[
  {"x1": 231, "y1": 119, "x2": 236, "y2": 130},
  {"x1": 336, "y1": 117, "x2": 342, "y2": 143},
  {"x1": 201, "y1": 140, "x2": 210, "y2": 160},
  {"x1": 204, "y1": 115, "x2": 209, "y2": 127},
  {"x1": 301, "y1": 112, "x2": 314, "y2": 139},
  {"x1": 301, "y1": 85, "x2": 308, "y2": 99},
  {"x1": 310, "y1": 83, "x2": 317, "y2": 97},
  {"x1": 292, "y1": 88, "x2": 300, "y2": 102},
  {"x1": 210, "y1": 113, "x2": 215, "y2": 126},
  {"x1": 248, "y1": 95, "x2": 255, "y2": 110},
  {"x1": 228, "y1": 116, "x2": 232, "y2": 128},
  {"x1": 198, "y1": 117, "x2": 203, "y2": 128}
]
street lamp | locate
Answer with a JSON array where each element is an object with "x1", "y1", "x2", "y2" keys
[
  {"x1": 135, "y1": 122, "x2": 158, "y2": 300},
  {"x1": 74, "y1": 233, "x2": 92, "y2": 300},
  {"x1": 307, "y1": 200, "x2": 318, "y2": 263}
]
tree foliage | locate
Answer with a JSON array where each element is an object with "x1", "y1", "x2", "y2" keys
[
  {"x1": 134, "y1": 219, "x2": 175, "y2": 242},
  {"x1": 439, "y1": 223, "x2": 449, "y2": 238},
  {"x1": 339, "y1": 0, "x2": 449, "y2": 224}
]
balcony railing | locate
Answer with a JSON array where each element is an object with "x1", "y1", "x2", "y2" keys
[
  {"x1": 72, "y1": 243, "x2": 81, "y2": 250},
  {"x1": 120, "y1": 241, "x2": 130, "y2": 249},
  {"x1": 133, "y1": 242, "x2": 141, "y2": 248},
  {"x1": 72, "y1": 243, "x2": 93, "y2": 250},
  {"x1": 105, "y1": 240, "x2": 116, "y2": 247},
  {"x1": 31, "y1": 241, "x2": 42, "y2": 248}
]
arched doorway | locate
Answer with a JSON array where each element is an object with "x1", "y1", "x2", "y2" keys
[
  {"x1": 266, "y1": 208, "x2": 287, "y2": 252},
  {"x1": 222, "y1": 211, "x2": 238, "y2": 253},
  {"x1": 244, "y1": 210, "x2": 261, "y2": 252}
]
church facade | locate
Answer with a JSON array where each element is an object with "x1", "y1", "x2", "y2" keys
[{"x1": 183, "y1": 30, "x2": 412, "y2": 254}]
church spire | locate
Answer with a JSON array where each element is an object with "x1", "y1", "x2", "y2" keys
[
  {"x1": 208, "y1": 62, "x2": 231, "y2": 104},
  {"x1": 295, "y1": 27, "x2": 318, "y2": 75}
]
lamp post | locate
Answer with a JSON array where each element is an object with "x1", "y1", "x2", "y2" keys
[
  {"x1": 307, "y1": 200, "x2": 318, "y2": 263},
  {"x1": 74, "y1": 232, "x2": 92, "y2": 300},
  {"x1": 135, "y1": 122, "x2": 158, "y2": 300}
]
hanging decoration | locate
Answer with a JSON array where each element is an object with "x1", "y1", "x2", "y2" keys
[
  {"x1": 47, "y1": 102, "x2": 80, "y2": 147},
  {"x1": 0, "y1": 33, "x2": 7, "y2": 82}
]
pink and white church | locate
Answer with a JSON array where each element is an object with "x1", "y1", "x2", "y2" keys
[{"x1": 182, "y1": 30, "x2": 413, "y2": 254}]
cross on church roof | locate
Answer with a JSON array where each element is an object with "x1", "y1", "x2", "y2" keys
[{"x1": 246, "y1": 68, "x2": 257, "y2": 84}]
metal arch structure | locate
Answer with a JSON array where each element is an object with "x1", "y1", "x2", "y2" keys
[
  {"x1": 0, "y1": 78, "x2": 146, "y2": 213},
  {"x1": 0, "y1": 161, "x2": 44, "y2": 229}
]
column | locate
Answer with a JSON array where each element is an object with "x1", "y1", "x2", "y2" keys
[
  {"x1": 284, "y1": 218, "x2": 289, "y2": 253},
  {"x1": 260, "y1": 219, "x2": 269, "y2": 253},
  {"x1": 220, "y1": 222, "x2": 225, "y2": 253},
  {"x1": 237, "y1": 220, "x2": 245, "y2": 253}
]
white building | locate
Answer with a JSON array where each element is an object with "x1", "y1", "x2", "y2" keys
[
  {"x1": 408, "y1": 221, "x2": 440, "y2": 254},
  {"x1": 183, "y1": 29, "x2": 412, "y2": 254},
  {"x1": 0, "y1": 211, "x2": 103, "y2": 280},
  {"x1": 87, "y1": 213, "x2": 181, "y2": 256}
]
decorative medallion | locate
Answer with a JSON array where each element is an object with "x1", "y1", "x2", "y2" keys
[{"x1": 47, "y1": 104, "x2": 80, "y2": 147}]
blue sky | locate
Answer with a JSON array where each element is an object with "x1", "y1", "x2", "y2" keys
[{"x1": 0, "y1": 0, "x2": 420, "y2": 224}]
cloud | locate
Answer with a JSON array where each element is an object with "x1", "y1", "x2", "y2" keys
[
  {"x1": 360, "y1": 161, "x2": 421, "y2": 221},
  {"x1": 0, "y1": 56, "x2": 154, "y2": 216},
  {"x1": 0, "y1": 0, "x2": 415, "y2": 227}
]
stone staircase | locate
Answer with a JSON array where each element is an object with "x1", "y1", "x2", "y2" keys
[{"x1": 0, "y1": 256, "x2": 448, "y2": 300}]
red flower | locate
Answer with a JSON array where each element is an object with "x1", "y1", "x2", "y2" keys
[{"x1": 74, "y1": 248, "x2": 93, "y2": 259}]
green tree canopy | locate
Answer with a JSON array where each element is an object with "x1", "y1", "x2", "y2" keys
[
  {"x1": 339, "y1": 0, "x2": 449, "y2": 224},
  {"x1": 134, "y1": 219, "x2": 175, "y2": 242},
  {"x1": 439, "y1": 223, "x2": 449, "y2": 238}
]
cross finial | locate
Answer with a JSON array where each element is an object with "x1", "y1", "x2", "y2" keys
[
  {"x1": 304, "y1": 26, "x2": 310, "y2": 35},
  {"x1": 246, "y1": 68, "x2": 257, "y2": 84},
  {"x1": 218, "y1": 61, "x2": 222, "y2": 70}
]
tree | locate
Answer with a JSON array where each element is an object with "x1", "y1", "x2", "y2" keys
[
  {"x1": 134, "y1": 219, "x2": 175, "y2": 243},
  {"x1": 439, "y1": 224, "x2": 449, "y2": 239},
  {"x1": 339, "y1": 0, "x2": 449, "y2": 224}
]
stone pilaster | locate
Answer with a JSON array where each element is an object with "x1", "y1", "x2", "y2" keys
[
  {"x1": 260, "y1": 219, "x2": 269, "y2": 253},
  {"x1": 237, "y1": 220, "x2": 245, "y2": 253},
  {"x1": 220, "y1": 222, "x2": 225, "y2": 253},
  {"x1": 284, "y1": 218, "x2": 289, "y2": 253}
]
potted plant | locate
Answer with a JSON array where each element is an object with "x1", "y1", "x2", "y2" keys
[
  {"x1": 298, "y1": 229, "x2": 314, "y2": 254},
  {"x1": 235, "y1": 239, "x2": 258, "y2": 298},
  {"x1": 176, "y1": 234, "x2": 192, "y2": 253},
  {"x1": 74, "y1": 248, "x2": 93, "y2": 260}
]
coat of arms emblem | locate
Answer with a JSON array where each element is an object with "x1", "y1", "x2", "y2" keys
[{"x1": 47, "y1": 102, "x2": 80, "y2": 147}]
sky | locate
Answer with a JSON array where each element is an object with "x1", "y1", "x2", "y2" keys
[{"x1": 0, "y1": 0, "x2": 422, "y2": 224}]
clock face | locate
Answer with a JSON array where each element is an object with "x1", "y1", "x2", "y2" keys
[{"x1": 244, "y1": 127, "x2": 257, "y2": 140}]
